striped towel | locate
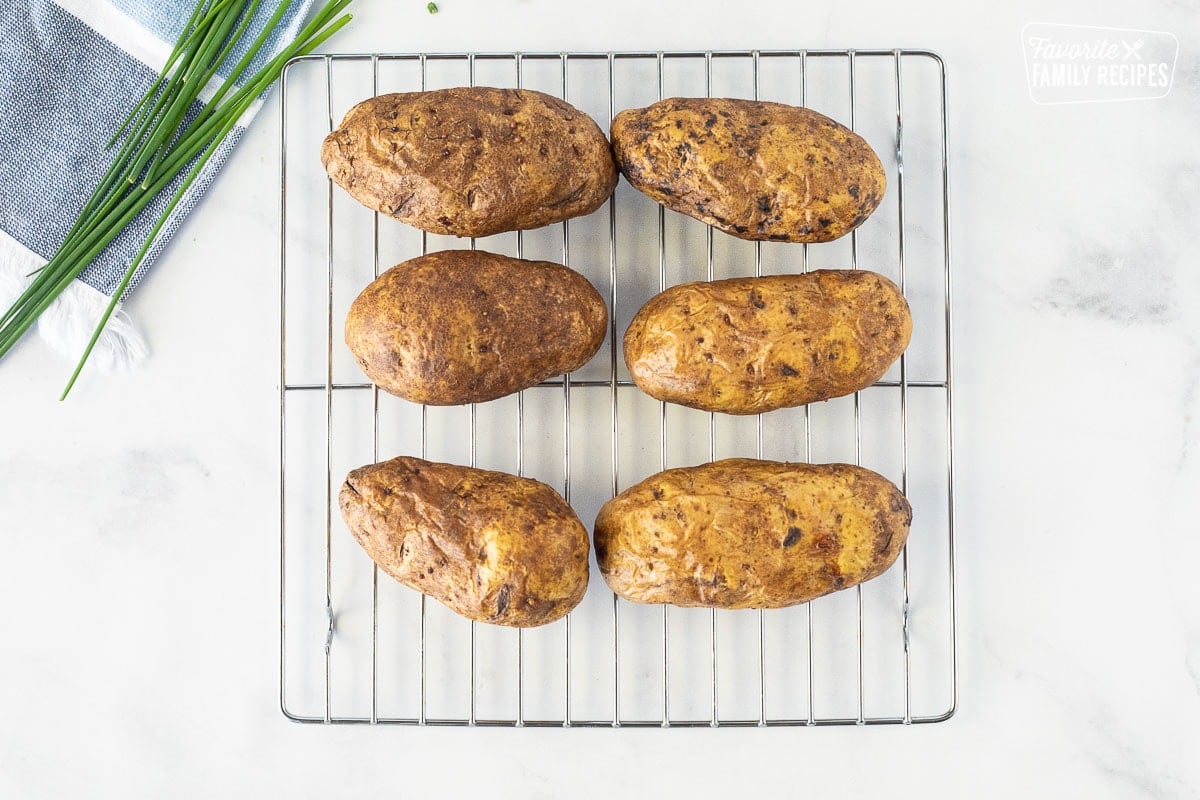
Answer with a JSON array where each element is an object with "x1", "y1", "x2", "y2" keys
[{"x1": 0, "y1": 0, "x2": 314, "y2": 369}]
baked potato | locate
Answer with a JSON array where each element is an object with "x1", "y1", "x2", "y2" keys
[
  {"x1": 594, "y1": 458, "x2": 911, "y2": 609},
  {"x1": 623, "y1": 270, "x2": 911, "y2": 415},
  {"x1": 610, "y1": 97, "x2": 885, "y2": 242},
  {"x1": 345, "y1": 249, "x2": 608, "y2": 405},
  {"x1": 340, "y1": 457, "x2": 590, "y2": 627},
  {"x1": 321, "y1": 87, "x2": 618, "y2": 237}
]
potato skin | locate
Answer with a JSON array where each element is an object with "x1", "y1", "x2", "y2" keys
[
  {"x1": 624, "y1": 270, "x2": 911, "y2": 415},
  {"x1": 594, "y1": 459, "x2": 911, "y2": 609},
  {"x1": 345, "y1": 250, "x2": 608, "y2": 405},
  {"x1": 339, "y1": 457, "x2": 590, "y2": 627},
  {"x1": 321, "y1": 87, "x2": 618, "y2": 237},
  {"x1": 611, "y1": 97, "x2": 885, "y2": 242}
]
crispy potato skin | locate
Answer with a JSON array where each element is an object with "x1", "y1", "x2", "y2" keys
[
  {"x1": 321, "y1": 87, "x2": 618, "y2": 237},
  {"x1": 611, "y1": 97, "x2": 885, "y2": 242},
  {"x1": 345, "y1": 250, "x2": 608, "y2": 405},
  {"x1": 340, "y1": 457, "x2": 590, "y2": 628},
  {"x1": 594, "y1": 459, "x2": 911, "y2": 609},
  {"x1": 624, "y1": 270, "x2": 911, "y2": 415}
]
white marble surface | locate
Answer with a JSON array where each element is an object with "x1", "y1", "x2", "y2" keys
[{"x1": 4, "y1": 0, "x2": 1200, "y2": 796}]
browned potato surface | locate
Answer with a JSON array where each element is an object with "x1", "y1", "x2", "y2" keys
[
  {"x1": 594, "y1": 459, "x2": 911, "y2": 609},
  {"x1": 345, "y1": 249, "x2": 608, "y2": 405},
  {"x1": 321, "y1": 87, "x2": 618, "y2": 237},
  {"x1": 611, "y1": 97, "x2": 885, "y2": 242},
  {"x1": 340, "y1": 457, "x2": 590, "y2": 627},
  {"x1": 624, "y1": 270, "x2": 911, "y2": 415}
]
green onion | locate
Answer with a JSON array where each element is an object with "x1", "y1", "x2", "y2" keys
[{"x1": 0, "y1": 0, "x2": 354, "y2": 399}]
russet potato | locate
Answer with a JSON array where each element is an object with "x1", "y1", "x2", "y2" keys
[
  {"x1": 623, "y1": 270, "x2": 911, "y2": 415},
  {"x1": 322, "y1": 87, "x2": 618, "y2": 237},
  {"x1": 345, "y1": 249, "x2": 607, "y2": 405},
  {"x1": 340, "y1": 457, "x2": 590, "y2": 628},
  {"x1": 594, "y1": 459, "x2": 911, "y2": 609},
  {"x1": 611, "y1": 97, "x2": 886, "y2": 242}
]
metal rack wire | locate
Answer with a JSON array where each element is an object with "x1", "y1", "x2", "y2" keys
[{"x1": 280, "y1": 49, "x2": 955, "y2": 727}]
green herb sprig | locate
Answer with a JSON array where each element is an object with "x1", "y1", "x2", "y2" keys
[{"x1": 0, "y1": 0, "x2": 353, "y2": 398}]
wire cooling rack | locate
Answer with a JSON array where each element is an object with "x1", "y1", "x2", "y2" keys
[{"x1": 280, "y1": 49, "x2": 955, "y2": 726}]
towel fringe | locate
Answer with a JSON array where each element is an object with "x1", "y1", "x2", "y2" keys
[
  {"x1": 0, "y1": 231, "x2": 41, "y2": 310},
  {"x1": 1, "y1": 233, "x2": 149, "y2": 371}
]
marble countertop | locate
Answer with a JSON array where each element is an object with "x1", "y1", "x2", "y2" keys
[{"x1": 3, "y1": 0, "x2": 1199, "y2": 796}]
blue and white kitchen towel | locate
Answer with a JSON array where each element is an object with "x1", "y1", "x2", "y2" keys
[{"x1": 0, "y1": 0, "x2": 315, "y2": 369}]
